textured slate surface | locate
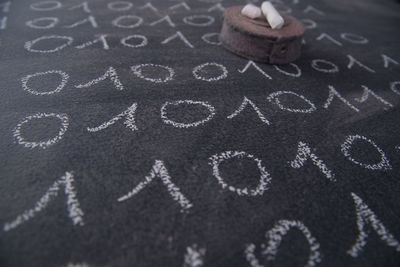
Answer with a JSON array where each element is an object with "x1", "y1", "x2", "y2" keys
[{"x1": 0, "y1": 0, "x2": 399, "y2": 266}]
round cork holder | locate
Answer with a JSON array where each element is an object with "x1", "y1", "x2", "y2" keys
[{"x1": 220, "y1": 6, "x2": 305, "y2": 64}]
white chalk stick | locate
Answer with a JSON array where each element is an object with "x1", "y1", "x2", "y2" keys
[
  {"x1": 241, "y1": 4, "x2": 262, "y2": 19},
  {"x1": 261, "y1": 1, "x2": 284, "y2": 29}
]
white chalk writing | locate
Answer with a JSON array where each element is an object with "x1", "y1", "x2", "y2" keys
[
  {"x1": 161, "y1": 31, "x2": 194, "y2": 48},
  {"x1": 341, "y1": 135, "x2": 392, "y2": 170},
  {"x1": 227, "y1": 97, "x2": 270, "y2": 125},
  {"x1": 183, "y1": 244, "x2": 206, "y2": 267},
  {"x1": 75, "y1": 66, "x2": 124, "y2": 90},
  {"x1": 316, "y1": 33, "x2": 342, "y2": 46},
  {"x1": 112, "y1": 15, "x2": 143, "y2": 29},
  {"x1": 25, "y1": 35, "x2": 73, "y2": 53},
  {"x1": 150, "y1": 15, "x2": 176, "y2": 27},
  {"x1": 183, "y1": 15, "x2": 215, "y2": 27},
  {"x1": 262, "y1": 220, "x2": 322, "y2": 267},
  {"x1": 311, "y1": 59, "x2": 339, "y2": 73},
  {"x1": 382, "y1": 54, "x2": 399, "y2": 69},
  {"x1": 75, "y1": 35, "x2": 109, "y2": 50},
  {"x1": 31, "y1": 1, "x2": 62, "y2": 12},
  {"x1": 209, "y1": 151, "x2": 271, "y2": 196},
  {"x1": 347, "y1": 54, "x2": 376, "y2": 73},
  {"x1": 3, "y1": 171, "x2": 84, "y2": 232},
  {"x1": 267, "y1": 91, "x2": 316, "y2": 113},
  {"x1": 347, "y1": 192, "x2": 400, "y2": 257},
  {"x1": 238, "y1": 61, "x2": 272, "y2": 80},
  {"x1": 121, "y1": 35, "x2": 148, "y2": 48},
  {"x1": 323, "y1": 85, "x2": 359, "y2": 112},
  {"x1": 21, "y1": 70, "x2": 69, "y2": 96},
  {"x1": 118, "y1": 160, "x2": 193, "y2": 212},
  {"x1": 131, "y1": 64, "x2": 174, "y2": 83},
  {"x1": 161, "y1": 100, "x2": 215, "y2": 128},
  {"x1": 64, "y1": 16, "x2": 98, "y2": 29},
  {"x1": 290, "y1": 141, "x2": 335, "y2": 181},
  {"x1": 87, "y1": 103, "x2": 137, "y2": 132},
  {"x1": 354, "y1": 85, "x2": 393, "y2": 108},
  {"x1": 13, "y1": 112, "x2": 69, "y2": 149},
  {"x1": 274, "y1": 63, "x2": 301, "y2": 77},
  {"x1": 192, "y1": 62, "x2": 228, "y2": 82},
  {"x1": 26, "y1": 17, "x2": 59, "y2": 29},
  {"x1": 201, "y1": 32, "x2": 221, "y2": 45}
]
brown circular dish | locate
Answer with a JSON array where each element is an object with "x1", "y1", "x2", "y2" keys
[{"x1": 220, "y1": 6, "x2": 305, "y2": 64}]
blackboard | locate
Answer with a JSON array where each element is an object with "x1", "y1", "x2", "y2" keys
[{"x1": 0, "y1": 0, "x2": 400, "y2": 266}]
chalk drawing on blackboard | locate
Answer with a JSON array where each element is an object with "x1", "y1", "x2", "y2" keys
[
  {"x1": 149, "y1": 15, "x2": 176, "y2": 27},
  {"x1": 290, "y1": 141, "x2": 335, "y2": 181},
  {"x1": 382, "y1": 54, "x2": 399, "y2": 68},
  {"x1": 245, "y1": 221, "x2": 322, "y2": 267},
  {"x1": 192, "y1": 62, "x2": 228, "y2": 82},
  {"x1": 64, "y1": 15, "x2": 98, "y2": 28},
  {"x1": 107, "y1": 1, "x2": 133, "y2": 12},
  {"x1": 207, "y1": 3, "x2": 225, "y2": 12},
  {"x1": 274, "y1": 63, "x2": 301, "y2": 77},
  {"x1": 340, "y1": 33, "x2": 368, "y2": 44},
  {"x1": 201, "y1": 32, "x2": 221, "y2": 45},
  {"x1": 121, "y1": 34, "x2": 148, "y2": 48},
  {"x1": 161, "y1": 31, "x2": 194, "y2": 48},
  {"x1": 87, "y1": 103, "x2": 138, "y2": 132},
  {"x1": 3, "y1": 171, "x2": 84, "y2": 232},
  {"x1": 238, "y1": 61, "x2": 272, "y2": 80},
  {"x1": 169, "y1": 2, "x2": 190, "y2": 11},
  {"x1": 161, "y1": 100, "x2": 215, "y2": 128},
  {"x1": 300, "y1": 19, "x2": 317, "y2": 29},
  {"x1": 75, "y1": 34, "x2": 109, "y2": 50},
  {"x1": 21, "y1": 70, "x2": 69, "y2": 95},
  {"x1": 25, "y1": 35, "x2": 73, "y2": 53},
  {"x1": 30, "y1": 1, "x2": 62, "y2": 12},
  {"x1": 390, "y1": 81, "x2": 400, "y2": 95},
  {"x1": 112, "y1": 15, "x2": 143, "y2": 29},
  {"x1": 183, "y1": 15, "x2": 215, "y2": 27},
  {"x1": 244, "y1": 244, "x2": 263, "y2": 267},
  {"x1": 311, "y1": 59, "x2": 339, "y2": 73},
  {"x1": 0, "y1": 16, "x2": 7, "y2": 30},
  {"x1": 183, "y1": 244, "x2": 206, "y2": 267},
  {"x1": 118, "y1": 160, "x2": 193, "y2": 212},
  {"x1": 13, "y1": 112, "x2": 69, "y2": 149},
  {"x1": 209, "y1": 151, "x2": 271, "y2": 196},
  {"x1": 262, "y1": 220, "x2": 322, "y2": 267},
  {"x1": 139, "y1": 3, "x2": 159, "y2": 13},
  {"x1": 75, "y1": 66, "x2": 124, "y2": 90},
  {"x1": 303, "y1": 5, "x2": 325, "y2": 16},
  {"x1": 354, "y1": 86, "x2": 393, "y2": 108},
  {"x1": 267, "y1": 91, "x2": 316, "y2": 113},
  {"x1": 347, "y1": 54, "x2": 376, "y2": 73},
  {"x1": 316, "y1": 33, "x2": 343, "y2": 47},
  {"x1": 131, "y1": 63, "x2": 174, "y2": 83},
  {"x1": 26, "y1": 17, "x2": 59, "y2": 29},
  {"x1": 341, "y1": 135, "x2": 392, "y2": 170},
  {"x1": 227, "y1": 97, "x2": 270, "y2": 125},
  {"x1": 68, "y1": 1, "x2": 91, "y2": 13},
  {"x1": 347, "y1": 192, "x2": 400, "y2": 257},
  {"x1": 323, "y1": 85, "x2": 360, "y2": 112}
]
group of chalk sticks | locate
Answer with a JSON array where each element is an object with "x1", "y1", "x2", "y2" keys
[{"x1": 241, "y1": 1, "x2": 284, "y2": 29}]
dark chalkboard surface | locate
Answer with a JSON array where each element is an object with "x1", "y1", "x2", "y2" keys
[{"x1": 1, "y1": 0, "x2": 400, "y2": 266}]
